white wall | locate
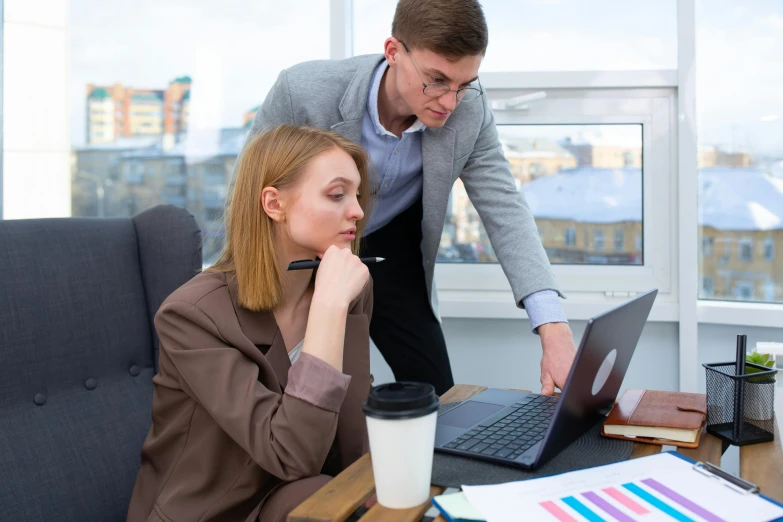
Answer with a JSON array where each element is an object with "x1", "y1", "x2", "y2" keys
[{"x1": 2, "y1": 0, "x2": 70, "y2": 219}]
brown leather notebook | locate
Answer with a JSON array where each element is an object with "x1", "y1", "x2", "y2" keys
[{"x1": 601, "y1": 389, "x2": 707, "y2": 449}]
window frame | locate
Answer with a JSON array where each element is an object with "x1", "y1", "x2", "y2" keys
[{"x1": 434, "y1": 83, "x2": 676, "y2": 303}]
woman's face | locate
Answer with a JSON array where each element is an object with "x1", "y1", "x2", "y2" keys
[{"x1": 276, "y1": 147, "x2": 365, "y2": 258}]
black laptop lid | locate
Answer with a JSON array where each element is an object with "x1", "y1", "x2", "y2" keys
[{"x1": 532, "y1": 289, "x2": 658, "y2": 467}]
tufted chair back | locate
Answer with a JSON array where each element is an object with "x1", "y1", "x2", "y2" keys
[{"x1": 0, "y1": 205, "x2": 201, "y2": 522}]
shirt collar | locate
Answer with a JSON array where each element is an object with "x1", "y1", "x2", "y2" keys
[{"x1": 368, "y1": 60, "x2": 426, "y2": 138}]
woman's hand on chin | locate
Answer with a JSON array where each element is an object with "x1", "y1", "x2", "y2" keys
[{"x1": 311, "y1": 245, "x2": 369, "y2": 310}]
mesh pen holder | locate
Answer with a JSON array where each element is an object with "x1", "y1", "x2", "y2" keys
[{"x1": 703, "y1": 362, "x2": 777, "y2": 446}]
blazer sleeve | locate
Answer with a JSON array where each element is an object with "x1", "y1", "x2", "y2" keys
[
  {"x1": 362, "y1": 276, "x2": 373, "y2": 322},
  {"x1": 458, "y1": 99, "x2": 564, "y2": 305},
  {"x1": 154, "y1": 299, "x2": 351, "y2": 482}
]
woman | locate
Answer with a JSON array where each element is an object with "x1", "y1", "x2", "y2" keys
[{"x1": 127, "y1": 124, "x2": 375, "y2": 522}]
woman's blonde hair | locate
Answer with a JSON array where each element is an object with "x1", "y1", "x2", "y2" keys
[{"x1": 208, "y1": 124, "x2": 373, "y2": 311}]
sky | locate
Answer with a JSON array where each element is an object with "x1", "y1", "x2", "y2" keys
[{"x1": 69, "y1": 0, "x2": 782, "y2": 156}]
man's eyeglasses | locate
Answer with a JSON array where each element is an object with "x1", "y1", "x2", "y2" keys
[{"x1": 399, "y1": 41, "x2": 483, "y2": 103}]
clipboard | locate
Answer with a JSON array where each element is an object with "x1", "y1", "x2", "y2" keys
[
  {"x1": 461, "y1": 451, "x2": 783, "y2": 522},
  {"x1": 666, "y1": 451, "x2": 783, "y2": 519}
]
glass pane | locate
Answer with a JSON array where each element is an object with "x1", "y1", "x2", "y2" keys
[
  {"x1": 69, "y1": 0, "x2": 330, "y2": 266},
  {"x1": 438, "y1": 124, "x2": 643, "y2": 265},
  {"x1": 353, "y1": 0, "x2": 677, "y2": 71},
  {"x1": 696, "y1": 0, "x2": 783, "y2": 304}
]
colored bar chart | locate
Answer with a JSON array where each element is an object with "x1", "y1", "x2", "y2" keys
[{"x1": 538, "y1": 476, "x2": 729, "y2": 522}]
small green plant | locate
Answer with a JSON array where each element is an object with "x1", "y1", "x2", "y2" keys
[{"x1": 745, "y1": 352, "x2": 776, "y2": 384}]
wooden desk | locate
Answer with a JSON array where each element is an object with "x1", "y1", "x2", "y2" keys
[{"x1": 288, "y1": 384, "x2": 783, "y2": 522}]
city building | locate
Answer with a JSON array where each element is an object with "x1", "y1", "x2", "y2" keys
[
  {"x1": 72, "y1": 136, "x2": 162, "y2": 217},
  {"x1": 560, "y1": 132, "x2": 643, "y2": 169},
  {"x1": 500, "y1": 136, "x2": 577, "y2": 184},
  {"x1": 698, "y1": 146, "x2": 754, "y2": 168},
  {"x1": 73, "y1": 126, "x2": 248, "y2": 264},
  {"x1": 85, "y1": 76, "x2": 192, "y2": 145},
  {"x1": 440, "y1": 164, "x2": 783, "y2": 302},
  {"x1": 698, "y1": 167, "x2": 783, "y2": 302}
]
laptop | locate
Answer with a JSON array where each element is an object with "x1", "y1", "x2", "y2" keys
[{"x1": 434, "y1": 289, "x2": 658, "y2": 469}]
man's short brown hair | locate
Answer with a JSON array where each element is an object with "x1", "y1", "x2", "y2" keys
[{"x1": 391, "y1": 0, "x2": 488, "y2": 60}]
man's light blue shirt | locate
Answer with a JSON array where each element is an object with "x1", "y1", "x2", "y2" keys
[{"x1": 360, "y1": 61, "x2": 567, "y2": 332}]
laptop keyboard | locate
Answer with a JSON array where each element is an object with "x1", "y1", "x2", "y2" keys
[{"x1": 442, "y1": 395, "x2": 559, "y2": 460}]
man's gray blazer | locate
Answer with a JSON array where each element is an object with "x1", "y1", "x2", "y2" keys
[{"x1": 247, "y1": 54, "x2": 562, "y2": 319}]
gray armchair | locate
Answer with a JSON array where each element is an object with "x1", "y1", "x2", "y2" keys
[{"x1": 0, "y1": 205, "x2": 202, "y2": 521}]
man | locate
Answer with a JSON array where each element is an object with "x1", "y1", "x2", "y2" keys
[{"x1": 248, "y1": 0, "x2": 577, "y2": 396}]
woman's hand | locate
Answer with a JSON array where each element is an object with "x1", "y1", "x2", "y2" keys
[
  {"x1": 302, "y1": 245, "x2": 369, "y2": 372},
  {"x1": 312, "y1": 245, "x2": 369, "y2": 310}
]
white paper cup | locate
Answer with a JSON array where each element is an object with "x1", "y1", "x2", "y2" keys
[{"x1": 363, "y1": 382, "x2": 440, "y2": 509}]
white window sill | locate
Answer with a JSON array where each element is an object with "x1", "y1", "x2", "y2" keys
[
  {"x1": 697, "y1": 300, "x2": 783, "y2": 328},
  {"x1": 437, "y1": 289, "x2": 679, "y2": 322}
]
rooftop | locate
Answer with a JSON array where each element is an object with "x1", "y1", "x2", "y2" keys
[
  {"x1": 522, "y1": 166, "x2": 783, "y2": 231},
  {"x1": 88, "y1": 88, "x2": 110, "y2": 100}
]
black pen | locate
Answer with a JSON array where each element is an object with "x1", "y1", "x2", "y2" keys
[{"x1": 287, "y1": 257, "x2": 385, "y2": 271}]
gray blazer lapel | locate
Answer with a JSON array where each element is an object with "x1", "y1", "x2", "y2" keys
[
  {"x1": 329, "y1": 120, "x2": 363, "y2": 145},
  {"x1": 329, "y1": 54, "x2": 386, "y2": 145},
  {"x1": 421, "y1": 127, "x2": 456, "y2": 266}
]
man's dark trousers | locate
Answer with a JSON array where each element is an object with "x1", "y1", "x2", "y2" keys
[{"x1": 360, "y1": 198, "x2": 455, "y2": 396}]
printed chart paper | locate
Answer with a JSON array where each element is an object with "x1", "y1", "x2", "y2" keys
[{"x1": 462, "y1": 453, "x2": 783, "y2": 522}]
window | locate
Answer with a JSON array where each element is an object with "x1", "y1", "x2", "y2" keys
[
  {"x1": 734, "y1": 281, "x2": 755, "y2": 301},
  {"x1": 564, "y1": 228, "x2": 576, "y2": 246},
  {"x1": 763, "y1": 281, "x2": 776, "y2": 302},
  {"x1": 67, "y1": 0, "x2": 330, "y2": 265},
  {"x1": 437, "y1": 124, "x2": 644, "y2": 266},
  {"x1": 739, "y1": 237, "x2": 753, "y2": 262},
  {"x1": 718, "y1": 241, "x2": 730, "y2": 265},
  {"x1": 123, "y1": 162, "x2": 145, "y2": 185},
  {"x1": 702, "y1": 236, "x2": 713, "y2": 258},
  {"x1": 354, "y1": 1, "x2": 677, "y2": 72},
  {"x1": 764, "y1": 237, "x2": 775, "y2": 261},
  {"x1": 697, "y1": 0, "x2": 783, "y2": 304},
  {"x1": 434, "y1": 85, "x2": 672, "y2": 298},
  {"x1": 614, "y1": 229, "x2": 624, "y2": 252},
  {"x1": 594, "y1": 229, "x2": 605, "y2": 251},
  {"x1": 702, "y1": 276, "x2": 714, "y2": 297}
]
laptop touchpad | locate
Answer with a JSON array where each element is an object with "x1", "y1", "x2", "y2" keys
[{"x1": 438, "y1": 401, "x2": 504, "y2": 428}]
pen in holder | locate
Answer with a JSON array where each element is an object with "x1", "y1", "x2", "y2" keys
[{"x1": 703, "y1": 334, "x2": 777, "y2": 446}]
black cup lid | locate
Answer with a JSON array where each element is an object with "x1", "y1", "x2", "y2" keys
[{"x1": 363, "y1": 381, "x2": 440, "y2": 420}]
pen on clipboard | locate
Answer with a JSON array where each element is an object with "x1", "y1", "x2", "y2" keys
[
  {"x1": 693, "y1": 461, "x2": 760, "y2": 495},
  {"x1": 287, "y1": 257, "x2": 385, "y2": 271}
]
